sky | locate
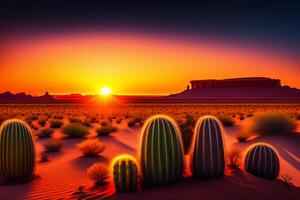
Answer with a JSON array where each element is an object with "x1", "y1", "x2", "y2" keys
[{"x1": 1, "y1": 0, "x2": 300, "y2": 95}]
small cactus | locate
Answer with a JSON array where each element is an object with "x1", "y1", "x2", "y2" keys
[
  {"x1": 190, "y1": 116, "x2": 226, "y2": 178},
  {"x1": 112, "y1": 155, "x2": 138, "y2": 192},
  {"x1": 0, "y1": 119, "x2": 36, "y2": 183},
  {"x1": 140, "y1": 115, "x2": 184, "y2": 186},
  {"x1": 244, "y1": 144, "x2": 279, "y2": 179}
]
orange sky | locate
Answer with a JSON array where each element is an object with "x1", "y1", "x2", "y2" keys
[{"x1": 1, "y1": 31, "x2": 299, "y2": 95}]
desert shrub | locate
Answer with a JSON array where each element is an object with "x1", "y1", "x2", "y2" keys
[
  {"x1": 236, "y1": 131, "x2": 251, "y2": 142},
  {"x1": 239, "y1": 115, "x2": 245, "y2": 120},
  {"x1": 87, "y1": 163, "x2": 108, "y2": 185},
  {"x1": 247, "y1": 113, "x2": 253, "y2": 118},
  {"x1": 116, "y1": 118, "x2": 122, "y2": 124},
  {"x1": 96, "y1": 126, "x2": 117, "y2": 136},
  {"x1": 219, "y1": 116, "x2": 235, "y2": 127},
  {"x1": 127, "y1": 117, "x2": 143, "y2": 127},
  {"x1": 228, "y1": 148, "x2": 241, "y2": 169},
  {"x1": 62, "y1": 123, "x2": 89, "y2": 138},
  {"x1": 280, "y1": 173, "x2": 295, "y2": 186},
  {"x1": 178, "y1": 114, "x2": 196, "y2": 154},
  {"x1": 100, "y1": 121, "x2": 109, "y2": 127},
  {"x1": 250, "y1": 112, "x2": 296, "y2": 135},
  {"x1": 40, "y1": 152, "x2": 49, "y2": 162},
  {"x1": 89, "y1": 116, "x2": 99, "y2": 123},
  {"x1": 77, "y1": 139, "x2": 105, "y2": 156},
  {"x1": 50, "y1": 120, "x2": 63, "y2": 128},
  {"x1": 38, "y1": 117, "x2": 48, "y2": 127},
  {"x1": 179, "y1": 123, "x2": 193, "y2": 154},
  {"x1": 37, "y1": 128, "x2": 54, "y2": 138},
  {"x1": 296, "y1": 113, "x2": 300, "y2": 120},
  {"x1": 45, "y1": 140, "x2": 63, "y2": 152},
  {"x1": 69, "y1": 117, "x2": 82, "y2": 123},
  {"x1": 54, "y1": 115, "x2": 64, "y2": 120},
  {"x1": 82, "y1": 120, "x2": 92, "y2": 127}
]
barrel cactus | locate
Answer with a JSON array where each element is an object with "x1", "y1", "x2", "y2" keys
[
  {"x1": 190, "y1": 116, "x2": 225, "y2": 178},
  {"x1": 112, "y1": 154, "x2": 138, "y2": 192},
  {"x1": 244, "y1": 144, "x2": 279, "y2": 179},
  {"x1": 0, "y1": 119, "x2": 36, "y2": 183},
  {"x1": 140, "y1": 115, "x2": 184, "y2": 186}
]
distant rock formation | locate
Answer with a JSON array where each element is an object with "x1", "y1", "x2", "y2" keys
[
  {"x1": 0, "y1": 92, "x2": 55, "y2": 103},
  {"x1": 167, "y1": 77, "x2": 300, "y2": 103}
]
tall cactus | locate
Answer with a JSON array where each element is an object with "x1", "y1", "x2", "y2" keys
[
  {"x1": 190, "y1": 116, "x2": 225, "y2": 178},
  {"x1": 244, "y1": 144, "x2": 279, "y2": 179},
  {"x1": 112, "y1": 154, "x2": 138, "y2": 192},
  {"x1": 140, "y1": 115, "x2": 184, "y2": 186},
  {"x1": 0, "y1": 119, "x2": 36, "y2": 183}
]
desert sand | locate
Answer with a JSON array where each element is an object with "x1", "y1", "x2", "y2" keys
[{"x1": 0, "y1": 105, "x2": 299, "y2": 200}]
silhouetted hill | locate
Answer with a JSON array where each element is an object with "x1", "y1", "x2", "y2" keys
[
  {"x1": 0, "y1": 92, "x2": 56, "y2": 103},
  {"x1": 1, "y1": 77, "x2": 300, "y2": 103}
]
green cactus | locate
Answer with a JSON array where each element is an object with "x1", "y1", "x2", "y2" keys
[
  {"x1": 190, "y1": 116, "x2": 225, "y2": 178},
  {"x1": 0, "y1": 119, "x2": 36, "y2": 183},
  {"x1": 140, "y1": 115, "x2": 184, "y2": 186},
  {"x1": 112, "y1": 155, "x2": 138, "y2": 192},
  {"x1": 245, "y1": 144, "x2": 279, "y2": 179}
]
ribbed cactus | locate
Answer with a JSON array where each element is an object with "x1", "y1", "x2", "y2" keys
[
  {"x1": 140, "y1": 115, "x2": 184, "y2": 186},
  {"x1": 0, "y1": 119, "x2": 36, "y2": 183},
  {"x1": 190, "y1": 116, "x2": 225, "y2": 178},
  {"x1": 112, "y1": 155, "x2": 138, "y2": 192},
  {"x1": 245, "y1": 144, "x2": 279, "y2": 179}
]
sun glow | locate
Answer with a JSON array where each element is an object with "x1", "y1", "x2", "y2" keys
[{"x1": 100, "y1": 87, "x2": 112, "y2": 96}]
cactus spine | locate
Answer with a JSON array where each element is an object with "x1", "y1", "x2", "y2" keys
[
  {"x1": 245, "y1": 144, "x2": 279, "y2": 179},
  {"x1": 140, "y1": 115, "x2": 184, "y2": 186},
  {"x1": 113, "y1": 155, "x2": 138, "y2": 192},
  {"x1": 0, "y1": 119, "x2": 36, "y2": 183},
  {"x1": 190, "y1": 116, "x2": 225, "y2": 178}
]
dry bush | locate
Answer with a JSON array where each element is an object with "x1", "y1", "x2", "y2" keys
[
  {"x1": 178, "y1": 114, "x2": 196, "y2": 154},
  {"x1": 228, "y1": 148, "x2": 241, "y2": 169},
  {"x1": 219, "y1": 116, "x2": 235, "y2": 127},
  {"x1": 45, "y1": 139, "x2": 63, "y2": 152},
  {"x1": 50, "y1": 120, "x2": 63, "y2": 128},
  {"x1": 38, "y1": 117, "x2": 48, "y2": 127},
  {"x1": 127, "y1": 117, "x2": 143, "y2": 127},
  {"x1": 96, "y1": 126, "x2": 117, "y2": 136},
  {"x1": 87, "y1": 163, "x2": 109, "y2": 185},
  {"x1": 37, "y1": 128, "x2": 54, "y2": 138},
  {"x1": 77, "y1": 139, "x2": 105, "y2": 156},
  {"x1": 235, "y1": 131, "x2": 251, "y2": 142},
  {"x1": 280, "y1": 173, "x2": 295, "y2": 186},
  {"x1": 69, "y1": 117, "x2": 82, "y2": 123},
  {"x1": 62, "y1": 123, "x2": 89, "y2": 138},
  {"x1": 250, "y1": 112, "x2": 296, "y2": 135}
]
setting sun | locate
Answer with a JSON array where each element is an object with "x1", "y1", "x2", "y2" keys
[{"x1": 100, "y1": 87, "x2": 111, "y2": 96}]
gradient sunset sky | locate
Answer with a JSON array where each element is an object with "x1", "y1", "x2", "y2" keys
[{"x1": 1, "y1": 1, "x2": 300, "y2": 95}]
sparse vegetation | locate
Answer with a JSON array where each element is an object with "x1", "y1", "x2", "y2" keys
[
  {"x1": 219, "y1": 116, "x2": 235, "y2": 127},
  {"x1": 77, "y1": 139, "x2": 105, "y2": 156},
  {"x1": 38, "y1": 117, "x2": 47, "y2": 127},
  {"x1": 40, "y1": 152, "x2": 49, "y2": 162},
  {"x1": 228, "y1": 148, "x2": 241, "y2": 169},
  {"x1": 37, "y1": 128, "x2": 54, "y2": 138},
  {"x1": 96, "y1": 126, "x2": 117, "y2": 136},
  {"x1": 62, "y1": 123, "x2": 89, "y2": 138},
  {"x1": 280, "y1": 173, "x2": 295, "y2": 187},
  {"x1": 87, "y1": 163, "x2": 109, "y2": 185},
  {"x1": 50, "y1": 120, "x2": 63, "y2": 128},
  {"x1": 236, "y1": 131, "x2": 250, "y2": 142},
  {"x1": 44, "y1": 140, "x2": 63, "y2": 152},
  {"x1": 250, "y1": 112, "x2": 296, "y2": 135},
  {"x1": 178, "y1": 114, "x2": 195, "y2": 154},
  {"x1": 127, "y1": 117, "x2": 143, "y2": 127}
]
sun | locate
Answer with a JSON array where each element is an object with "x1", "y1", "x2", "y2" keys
[{"x1": 100, "y1": 87, "x2": 112, "y2": 96}]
